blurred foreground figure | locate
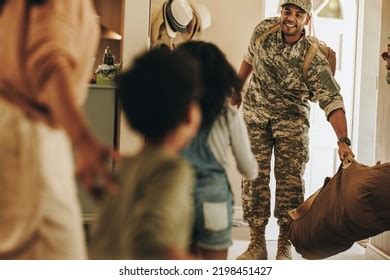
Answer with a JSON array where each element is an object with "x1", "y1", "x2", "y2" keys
[{"x1": 0, "y1": 0, "x2": 113, "y2": 259}]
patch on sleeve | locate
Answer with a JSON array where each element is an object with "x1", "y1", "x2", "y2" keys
[{"x1": 318, "y1": 68, "x2": 340, "y2": 93}]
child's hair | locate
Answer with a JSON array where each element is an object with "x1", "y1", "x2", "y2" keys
[
  {"x1": 117, "y1": 48, "x2": 201, "y2": 141},
  {"x1": 176, "y1": 41, "x2": 242, "y2": 129}
]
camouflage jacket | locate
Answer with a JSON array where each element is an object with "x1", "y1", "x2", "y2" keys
[{"x1": 243, "y1": 17, "x2": 344, "y2": 121}]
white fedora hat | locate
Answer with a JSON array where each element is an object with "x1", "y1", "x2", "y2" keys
[
  {"x1": 164, "y1": 0, "x2": 193, "y2": 39},
  {"x1": 191, "y1": 2, "x2": 211, "y2": 31}
]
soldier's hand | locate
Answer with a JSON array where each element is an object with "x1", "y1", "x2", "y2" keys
[{"x1": 338, "y1": 142, "x2": 355, "y2": 161}]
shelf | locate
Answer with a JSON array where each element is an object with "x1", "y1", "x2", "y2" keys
[{"x1": 89, "y1": 84, "x2": 117, "y2": 90}]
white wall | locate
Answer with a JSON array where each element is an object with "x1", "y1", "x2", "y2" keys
[
  {"x1": 122, "y1": 0, "x2": 150, "y2": 68},
  {"x1": 375, "y1": 0, "x2": 390, "y2": 163},
  {"x1": 197, "y1": 0, "x2": 263, "y2": 69},
  {"x1": 368, "y1": 0, "x2": 390, "y2": 260},
  {"x1": 353, "y1": 0, "x2": 382, "y2": 165},
  {"x1": 351, "y1": 0, "x2": 390, "y2": 260},
  {"x1": 119, "y1": 0, "x2": 150, "y2": 154}
]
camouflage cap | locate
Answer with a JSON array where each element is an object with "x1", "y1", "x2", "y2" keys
[{"x1": 281, "y1": 0, "x2": 312, "y2": 14}]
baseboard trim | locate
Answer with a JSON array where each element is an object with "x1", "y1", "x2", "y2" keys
[
  {"x1": 233, "y1": 206, "x2": 249, "y2": 227},
  {"x1": 233, "y1": 206, "x2": 243, "y2": 220},
  {"x1": 365, "y1": 243, "x2": 390, "y2": 260}
]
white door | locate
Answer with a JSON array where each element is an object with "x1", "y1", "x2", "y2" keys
[
  {"x1": 305, "y1": 0, "x2": 358, "y2": 196},
  {"x1": 263, "y1": 0, "x2": 358, "y2": 239}
]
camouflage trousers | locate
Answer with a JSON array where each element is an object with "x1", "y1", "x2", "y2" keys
[{"x1": 242, "y1": 103, "x2": 309, "y2": 227}]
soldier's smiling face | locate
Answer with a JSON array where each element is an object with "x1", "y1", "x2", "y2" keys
[{"x1": 280, "y1": 4, "x2": 310, "y2": 38}]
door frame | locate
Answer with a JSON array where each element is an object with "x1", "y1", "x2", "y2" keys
[{"x1": 352, "y1": 0, "x2": 382, "y2": 165}]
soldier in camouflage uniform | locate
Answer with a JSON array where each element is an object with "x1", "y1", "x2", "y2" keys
[{"x1": 233, "y1": 0, "x2": 355, "y2": 260}]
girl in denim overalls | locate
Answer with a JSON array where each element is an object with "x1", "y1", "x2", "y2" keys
[{"x1": 178, "y1": 41, "x2": 258, "y2": 259}]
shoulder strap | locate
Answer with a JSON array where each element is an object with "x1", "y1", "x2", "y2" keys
[
  {"x1": 255, "y1": 22, "x2": 280, "y2": 46},
  {"x1": 302, "y1": 36, "x2": 319, "y2": 80}
]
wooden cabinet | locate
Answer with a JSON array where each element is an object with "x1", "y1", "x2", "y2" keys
[
  {"x1": 79, "y1": 85, "x2": 120, "y2": 218},
  {"x1": 84, "y1": 85, "x2": 120, "y2": 151}
]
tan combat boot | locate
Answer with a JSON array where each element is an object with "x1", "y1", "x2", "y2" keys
[
  {"x1": 236, "y1": 225, "x2": 267, "y2": 260},
  {"x1": 276, "y1": 226, "x2": 292, "y2": 260}
]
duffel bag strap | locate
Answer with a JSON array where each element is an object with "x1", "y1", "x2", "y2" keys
[{"x1": 342, "y1": 155, "x2": 357, "y2": 169}]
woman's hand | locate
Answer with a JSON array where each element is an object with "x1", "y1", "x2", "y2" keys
[{"x1": 73, "y1": 134, "x2": 118, "y2": 198}]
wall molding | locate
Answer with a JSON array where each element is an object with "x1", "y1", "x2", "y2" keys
[
  {"x1": 233, "y1": 206, "x2": 247, "y2": 227},
  {"x1": 365, "y1": 243, "x2": 390, "y2": 260}
]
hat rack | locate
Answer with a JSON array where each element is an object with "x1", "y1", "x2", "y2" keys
[{"x1": 149, "y1": 0, "x2": 212, "y2": 50}]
